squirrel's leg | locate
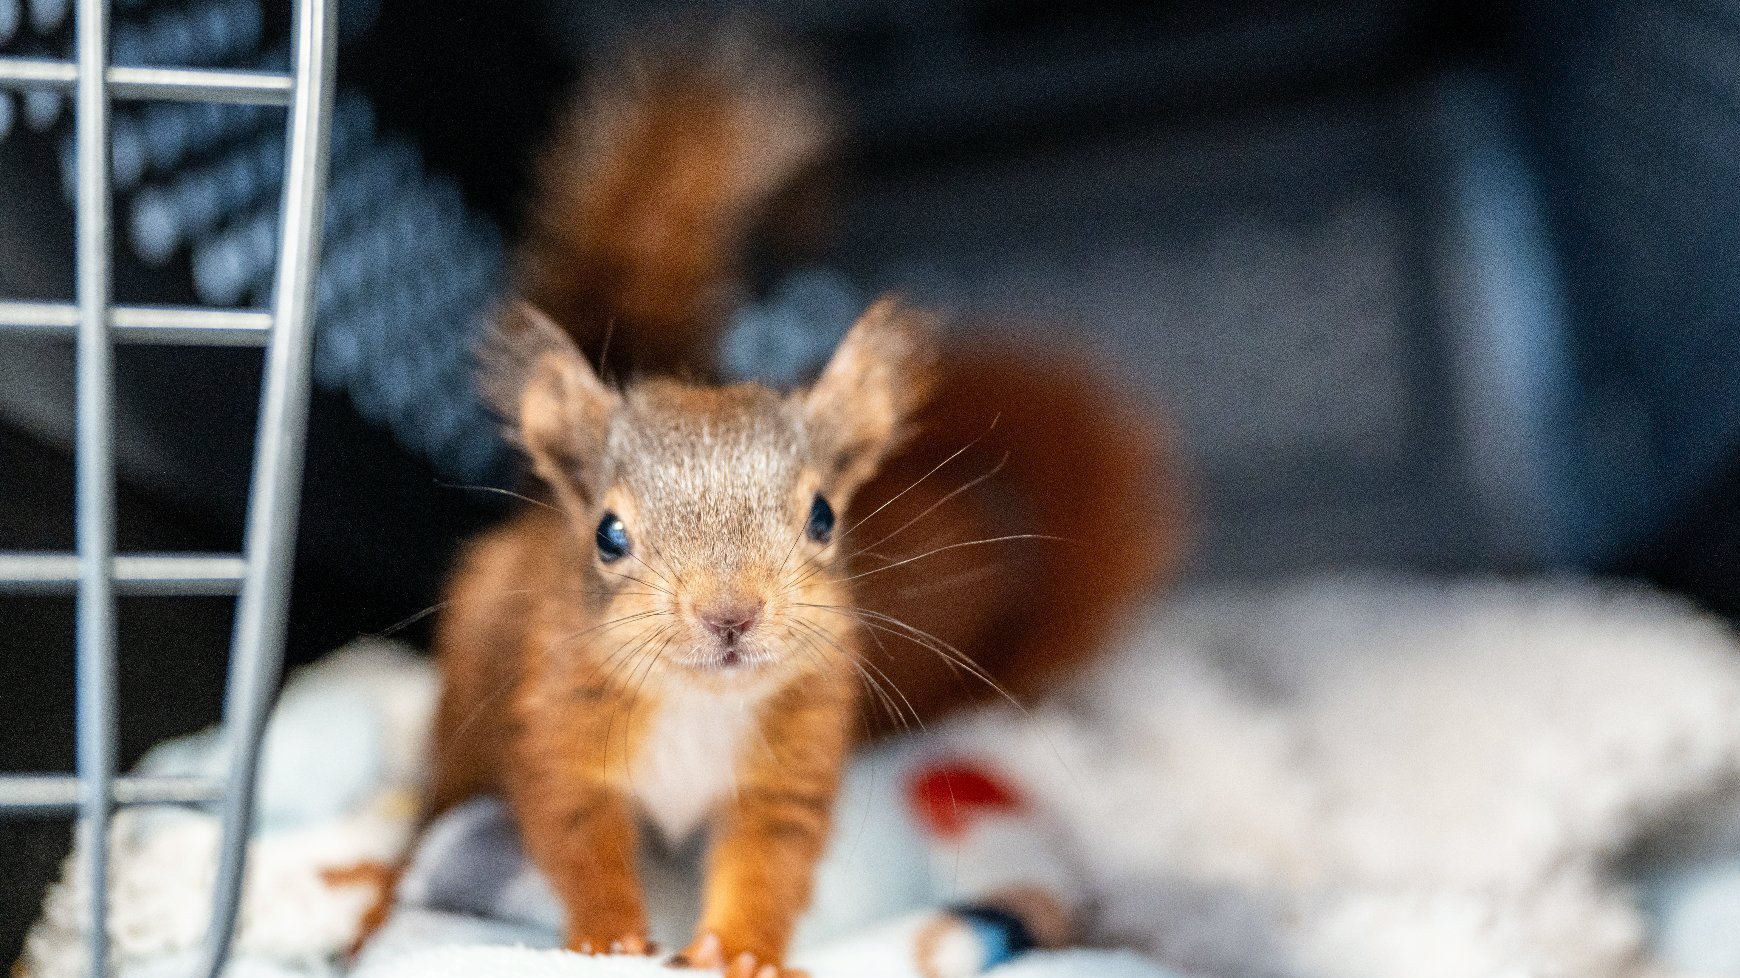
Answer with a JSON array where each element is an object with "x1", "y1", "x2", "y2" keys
[
  {"x1": 512, "y1": 772, "x2": 650, "y2": 954},
  {"x1": 679, "y1": 688, "x2": 850, "y2": 978}
]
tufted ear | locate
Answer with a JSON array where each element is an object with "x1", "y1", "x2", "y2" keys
[
  {"x1": 803, "y1": 297, "x2": 939, "y2": 500},
  {"x1": 480, "y1": 301, "x2": 620, "y2": 508}
]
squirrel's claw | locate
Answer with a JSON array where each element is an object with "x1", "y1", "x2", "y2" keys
[
  {"x1": 669, "y1": 934, "x2": 806, "y2": 978},
  {"x1": 570, "y1": 933, "x2": 653, "y2": 956},
  {"x1": 669, "y1": 932, "x2": 723, "y2": 969}
]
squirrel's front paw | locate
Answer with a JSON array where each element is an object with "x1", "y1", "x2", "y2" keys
[
  {"x1": 568, "y1": 932, "x2": 654, "y2": 956},
  {"x1": 669, "y1": 933, "x2": 808, "y2": 978}
]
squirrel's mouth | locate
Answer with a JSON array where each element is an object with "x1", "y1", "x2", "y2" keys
[{"x1": 681, "y1": 639, "x2": 773, "y2": 673}]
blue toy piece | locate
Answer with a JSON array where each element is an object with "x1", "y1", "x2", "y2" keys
[
  {"x1": 722, "y1": 267, "x2": 863, "y2": 387},
  {"x1": 25, "y1": 0, "x2": 65, "y2": 35},
  {"x1": 130, "y1": 93, "x2": 373, "y2": 264},
  {"x1": 0, "y1": 0, "x2": 19, "y2": 46},
  {"x1": 111, "y1": 0, "x2": 262, "y2": 69}
]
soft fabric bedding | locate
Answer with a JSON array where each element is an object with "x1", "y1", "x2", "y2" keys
[{"x1": 19, "y1": 576, "x2": 1740, "y2": 978}]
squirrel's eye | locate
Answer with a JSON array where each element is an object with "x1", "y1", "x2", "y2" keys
[
  {"x1": 806, "y1": 495, "x2": 835, "y2": 544},
  {"x1": 595, "y1": 512, "x2": 631, "y2": 563}
]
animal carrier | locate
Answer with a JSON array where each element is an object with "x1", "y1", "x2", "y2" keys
[{"x1": 0, "y1": 1, "x2": 335, "y2": 976}]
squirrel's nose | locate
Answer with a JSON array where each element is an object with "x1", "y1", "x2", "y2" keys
[{"x1": 700, "y1": 602, "x2": 762, "y2": 644}]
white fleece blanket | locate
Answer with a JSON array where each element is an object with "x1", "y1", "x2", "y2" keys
[
  {"x1": 19, "y1": 575, "x2": 1740, "y2": 978},
  {"x1": 977, "y1": 578, "x2": 1740, "y2": 978},
  {"x1": 349, "y1": 947, "x2": 1177, "y2": 978}
]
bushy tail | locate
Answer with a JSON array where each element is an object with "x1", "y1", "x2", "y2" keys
[
  {"x1": 851, "y1": 341, "x2": 1189, "y2": 733},
  {"x1": 511, "y1": 37, "x2": 1184, "y2": 730},
  {"x1": 514, "y1": 34, "x2": 833, "y2": 376}
]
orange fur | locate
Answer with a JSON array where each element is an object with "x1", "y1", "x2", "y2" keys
[
  {"x1": 427, "y1": 300, "x2": 934, "y2": 974},
  {"x1": 849, "y1": 338, "x2": 1185, "y2": 732},
  {"x1": 392, "y1": 35, "x2": 1183, "y2": 977},
  {"x1": 503, "y1": 36, "x2": 1184, "y2": 738},
  {"x1": 515, "y1": 34, "x2": 832, "y2": 379}
]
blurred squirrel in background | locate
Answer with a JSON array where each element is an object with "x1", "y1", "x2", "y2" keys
[{"x1": 410, "y1": 32, "x2": 1185, "y2": 978}]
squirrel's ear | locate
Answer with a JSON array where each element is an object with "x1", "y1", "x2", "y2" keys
[
  {"x1": 481, "y1": 301, "x2": 620, "y2": 505},
  {"x1": 803, "y1": 297, "x2": 939, "y2": 498}
]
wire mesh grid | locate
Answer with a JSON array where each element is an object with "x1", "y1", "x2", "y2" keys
[{"x1": 0, "y1": 0, "x2": 335, "y2": 974}]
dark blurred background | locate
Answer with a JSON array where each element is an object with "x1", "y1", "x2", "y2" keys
[{"x1": 3, "y1": 0, "x2": 1739, "y2": 957}]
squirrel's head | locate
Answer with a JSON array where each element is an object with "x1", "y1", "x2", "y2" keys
[{"x1": 486, "y1": 297, "x2": 937, "y2": 686}]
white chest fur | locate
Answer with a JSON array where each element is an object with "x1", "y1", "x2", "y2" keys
[{"x1": 629, "y1": 685, "x2": 763, "y2": 843}]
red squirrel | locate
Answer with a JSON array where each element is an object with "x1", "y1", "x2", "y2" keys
[
  {"x1": 412, "y1": 35, "x2": 1183, "y2": 978},
  {"x1": 433, "y1": 297, "x2": 933, "y2": 977},
  {"x1": 507, "y1": 35, "x2": 1185, "y2": 735}
]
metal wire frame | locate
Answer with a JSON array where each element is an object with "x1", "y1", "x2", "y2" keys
[{"x1": 0, "y1": 0, "x2": 335, "y2": 975}]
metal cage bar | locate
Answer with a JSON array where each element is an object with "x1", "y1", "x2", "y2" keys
[
  {"x1": 0, "y1": 552, "x2": 249, "y2": 595},
  {"x1": 0, "y1": 303, "x2": 275, "y2": 346},
  {"x1": 0, "y1": 59, "x2": 295, "y2": 105},
  {"x1": 0, "y1": 0, "x2": 336, "y2": 975},
  {"x1": 0, "y1": 774, "x2": 223, "y2": 815},
  {"x1": 71, "y1": 4, "x2": 118, "y2": 977},
  {"x1": 197, "y1": 0, "x2": 335, "y2": 971}
]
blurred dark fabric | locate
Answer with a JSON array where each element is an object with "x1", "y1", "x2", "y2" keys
[{"x1": 1512, "y1": 0, "x2": 1740, "y2": 564}]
